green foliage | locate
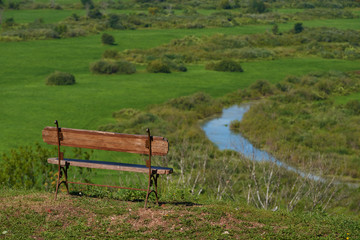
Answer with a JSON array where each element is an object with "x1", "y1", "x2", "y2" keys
[
  {"x1": 250, "y1": 79, "x2": 273, "y2": 96},
  {"x1": 88, "y1": 8, "x2": 103, "y2": 19},
  {"x1": 46, "y1": 71, "x2": 76, "y2": 86},
  {"x1": 8, "y1": 2, "x2": 20, "y2": 9},
  {"x1": 0, "y1": 144, "x2": 56, "y2": 190},
  {"x1": 107, "y1": 14, "x2": 123, "y2": 29},
  {"x1": 81, "y1": 0, "x2": 94, "y2": 9},
  {"x1": 90, "y1": 60, "x2": 120, "y2": 74},
  {"x1": 248, "y1": 0, "x2": 268, "y2": 13},
  {"x1": 271, "y1": 24, "x2": 279, "y2": 35},
  {"x1": 54, "y1": 24, "x2": 68, "y2": 35},
  {"x1": 294, "y1": 22, "x2": 304, "y2": 34},
  {"x1": 102, "y1": 49, "x2": 119, "y2": 59},
  {"x1": 205, "y1": 59, "x2": 243, "y2": 72},
  {"x1": 345, "y1": 100, "x2": 360, "y2": 115},
  {"x1": 0, "y1": 144, "x2": 93, "y2": 191},
  {"x1": 101, "y1": 33, "x2": 115, "y2": 45},
  {"x1": 2, "y1": 17, "x2": 16, "y2": 28},
  {"x1": 219, "y1": 0, "x2": 231, "y2": 9},
  {"x1": 90, "y1": 60, "x2": 136, "y2": 74},
  {"x1": 146, "y1": 59, "x2": 171, "y2": 73}
]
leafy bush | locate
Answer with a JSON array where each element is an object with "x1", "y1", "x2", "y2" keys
[
  {"x1": 88, "y1": 8, "x2": 103, "y2": 19},
  {"x1": 146, "y1": 60, "x2": 171, "y2": 73},
  {"x1": 102, "y1": 49, "x2": 119, "y2": 59},
  {"x1": 248, "y1": 0, "x2": 268, "y2": 13},
  {"x1": 101, "y1": 33, "x2": 115, "y2": 45},
  {"x1": 0, "y1": 144, "x2": 93, "y2": 191},
  {"x1": 117, "y1": 60, "x2": 136, "y2": 74},
  {"x1": 205, "y1": 59, "x2": 243, "y2": 72},
  {"x1": 46, "y1": 71, "x2": 76, "y2": 86},
  {"x1": 346, "y1": 100, "x2": 360, "y2": 115},
  {"x1": 250, "y1": 80, "x2": 273, "y2": 96},
  {"x1": 0, "y1": 144, "x2": 56, "y2": 190},
  {"x1": 294, "y1": 22, "x2": 304, "y2": 34},
  {"x1": 90, "y1": 60, "x2": 136, "y2": 74},
  {"x1": 90, "y1": 60, "x2": 119, "y2": 74}
]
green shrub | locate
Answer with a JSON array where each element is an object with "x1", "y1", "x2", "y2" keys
[
  {"x1": 88, "y1": 8, "x2": 103, "y2": 19},
  {"x1": 46, "y1": 71, "x2": 76, "y2": 86},
  {"x1": 294, "y1": 22, "x2": 304, "y2": 34},
  {"x1": 117, "y1": 60, "x2": 136, "y2": 74},
  {"x1": 147, "y1": 60, "x2": 171, "y2": 73},
  {"x1": 90, "y1": 60, "x2": 136, "y2": 74},
  {"x1": 101, "y1": 33, "x2": 115, "y2": 45},
  {"x1": 248, "y1": 0, "x2": 267, "y2": 13},
  {"x1": 0, "y1": 144, "x2": 93, "y2": 191},
  {"x1": 205, "y1": 59, "x2": 243, "y2": 72},
  {"x1": 90, "y1": 60, "x2": 118, "y2": 74},
  {"x1": 250, "y1": 80, "x2": 273, "y2": 96},
  {"x1": 346, "y1": 100, "x2": 360, "y2": 115},
  {"x1": 0, "y1": 144, "x2": 56, "y2": 190},
  {"x1": 219, "y1": 0, "x2": 232, "y2": 9},
  {"x1": 102, "y1": 49, "x2": 119, "y2": 59}
]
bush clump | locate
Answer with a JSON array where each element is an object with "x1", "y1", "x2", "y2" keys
[
  {"x1": 205, "y1": 59, "x2": 243, "y2": 72},
  {"x1": 46, "y1": 71, "x2": 76, "y2": 86},
  {"x1": 147, "y1": 60, "x2": 171, "y2": 73},
  {"x1": 346, "y1": 100, "x2": 360, "y2": 115},
  {"x1": 250, "y1": 80, "x2": 274, "y2": 96},
  {"x1": 90, "y1": 60, "x2": 136, "y2": 74},
  {"x1": 102, "y1": 49, "x2": 120, "y2": 59},
  {"x1": 101, "y1": 33, "x2": 115, "y2": 45}
]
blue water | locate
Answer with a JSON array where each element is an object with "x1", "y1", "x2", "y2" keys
[{"x1": 201, "y1": 104, "x2": 322, "y2": 181}]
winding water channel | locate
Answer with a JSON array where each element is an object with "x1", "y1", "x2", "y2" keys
[{"x1": 201, "y1": 103, "x2": 322, "y2": 181}]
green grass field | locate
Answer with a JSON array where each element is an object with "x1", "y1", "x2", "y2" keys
[{"x1": 1, "y1": 25, "x2": 360, "y2": 155}]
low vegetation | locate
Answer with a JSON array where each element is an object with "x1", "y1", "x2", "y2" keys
[
  {"x1": 146, "y1": 59, "x2": 171, "y2": 73},
  {"x1": 46, "y1": 71, "x2": 76, "y2": 85},
  {"x1": 0, "y1": 1, "x2": 358, "y2": 42},
  {"x1": 205, "y1": 59, "x2": 243, "y2": 72},
  {"x1": 232, "y1": 71, "x2": 360, "y2": 182},
  {"x1": 119, "y1": 26, "x2": 360, "y2": 66},
  {"x1": 1, "y1": 190, "x2": 358, "y2": 239},
  {"x1": 90, "y1": 59, "x2": 136, "y2": 74},
  {"x1": 101, "y1": 33, "x2": 115, "y2": 45}
]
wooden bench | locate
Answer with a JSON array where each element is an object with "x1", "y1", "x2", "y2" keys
[{"x1": 42, "y1": 120, "x2": 172, "y2": 208}]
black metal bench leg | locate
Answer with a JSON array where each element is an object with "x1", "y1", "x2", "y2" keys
[
  {"x1": 63, "y1": 162, "x2": 70, "y2": 194},
  {"x1": 153, "y1": 173, "x2": 159, "y2": 205},
  {"x1": 144, "y1": 172, "x2": 159, "y2": 208},
  {"x1": 54, "y1": 163, "x2": 70, "y2": 200}
]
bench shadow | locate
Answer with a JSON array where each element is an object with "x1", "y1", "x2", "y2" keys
[{"x1": 68, "y1": 191, "x2": 200, "y2": 207}]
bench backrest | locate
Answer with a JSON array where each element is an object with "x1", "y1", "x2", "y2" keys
[{"x1": 42, "y1": 127, "x2": 169, "y2": 156}]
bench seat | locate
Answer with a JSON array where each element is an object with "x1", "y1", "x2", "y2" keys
[{"x1": 48, "y1": 158, "x2": 173, "y2": 175}]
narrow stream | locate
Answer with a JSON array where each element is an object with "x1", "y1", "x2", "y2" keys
[{"x1": 201, "y1": 103, "x2": 322, "y2": 181}]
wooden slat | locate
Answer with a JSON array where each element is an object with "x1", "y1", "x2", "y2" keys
[
  {"x1": 47, "y1": 158, "x2": 173, "y2": 175},
  {"x1": 42, "y1": 127, "x2": 168, "y2": 156}
]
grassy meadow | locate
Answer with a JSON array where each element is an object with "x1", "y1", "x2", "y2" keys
[
  {"x1": 1, "y1": 2, "x2": 360, "y2": 236},
  {"x1": 1, "y1": 22, "x2": 360, "y2": 154}
]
